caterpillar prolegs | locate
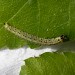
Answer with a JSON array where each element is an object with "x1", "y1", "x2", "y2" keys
[{"x1": 4, "y1": 23, "x2": 69, "y2": 45}]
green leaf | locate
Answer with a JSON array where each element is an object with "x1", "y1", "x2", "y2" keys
[
  {"x1": 0, "y1": 0, "x2": 75, "y2": 48},
  {"x1": 20, "y1": 52, "x2": 75, "y2": 75}
]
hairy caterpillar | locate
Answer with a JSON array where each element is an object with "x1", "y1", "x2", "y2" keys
[{"x1": 4, "y1": 23, "x2": 69, "y2": 45}]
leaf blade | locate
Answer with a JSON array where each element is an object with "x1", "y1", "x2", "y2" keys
[{"x1": 20, "y1": 52, "x2": 75, "y2": 75}]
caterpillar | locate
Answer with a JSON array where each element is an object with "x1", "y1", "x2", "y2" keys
[{"x1": 4, "y1": 23, "x2": 69, "y2": 45}]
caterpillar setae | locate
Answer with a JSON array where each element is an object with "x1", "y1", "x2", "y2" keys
[{"x1": 4, "y1": 23, "x2": 69, "y2": 45}]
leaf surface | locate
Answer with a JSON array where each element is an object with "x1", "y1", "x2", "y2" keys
[
  {"x1": 20, "y1": 52, "x2": 75, "y2": 75},
  {"x1": 0, "y1": 0, "x2": 75, "y2": 48}
]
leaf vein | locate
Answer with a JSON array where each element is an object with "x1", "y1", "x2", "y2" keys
[{"x1": 7, "y1": 0, "x2": 29, "y2": 22}]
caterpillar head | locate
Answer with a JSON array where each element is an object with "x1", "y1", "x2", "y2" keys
[
  {"x1": 54, "y1": 35, "x2": 69, "y2": 44},
  {"x1": 61, "y1": 35, "x2": 69, "y2": 42}
]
